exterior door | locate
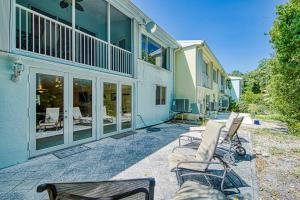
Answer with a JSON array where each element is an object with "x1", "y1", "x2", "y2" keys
[
  {"x1": 29, "y1": 68, "x2": 69, "y2": 156},
  {"x1": 119, "y1": 83, "x2": 133, "y2": 132},
  {"x1": 102, "y1": 81, "x2": 118, "y2": 136},
  {"x1": 70, "y1": 75, "x2": 96, "y2": 145}
]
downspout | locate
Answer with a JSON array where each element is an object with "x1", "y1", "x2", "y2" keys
[
  {"x1": 173, "y1": 47, "x2": 181, "y2": 112},
  {"x1": 196, "y1": 43, "x2": 205, "y2": 111}
]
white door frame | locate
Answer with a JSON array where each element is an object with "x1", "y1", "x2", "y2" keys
[
  {"x1": 68, "y1": 73, "x2": 96, "y2": 146},
  {"x1": 100, "y1": 79, "x2": 119, "y2": 138},
  {"x1": 119, "y1": 81, "x2": 134, "y2": 133},
  {"x1": 29, "y1": 67, "x2": 69, "y2": 157}
]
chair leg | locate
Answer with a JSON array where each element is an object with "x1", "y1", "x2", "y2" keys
[{"x1": 175, "y1": 169, "x2": 184, "y2": 186}]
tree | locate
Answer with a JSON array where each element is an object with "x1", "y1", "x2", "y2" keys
[
  {"x1": 243, "y1": 59, "x2": 272, "y2": 94},
  {"x1": 269, "y1": 0, "x2": 300, "y2": 134},
  {"x1": 229, "y1": 70, "x2": 244, "y2": 77}
]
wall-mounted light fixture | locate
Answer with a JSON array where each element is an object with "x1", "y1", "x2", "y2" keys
[
  {"x1": 140, "y1": 19, "x2": 157, "y2": 34},
  {"x1": 11, "y1": 59, "x2": 24, "y2": 82}
]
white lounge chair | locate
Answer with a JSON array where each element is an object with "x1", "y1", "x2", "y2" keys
[
  {"x1": 169, "y1": 120, "x2": 230, "y2": 191},
  {"x1": 39, "y1": 108, "x2": 60, "y2": 131},
  {"x1": 103, "y1": 106, "x2": 114, "y2": 123},
  {"x1": 177, "y1": 116, "x2": 245, "y2": 164},
  {"x1": 179, "y1": 112, "x2": 239, "y2": 145},
  {"x1": 73, "y1": 107, "x2": 92, "y2": 124}
]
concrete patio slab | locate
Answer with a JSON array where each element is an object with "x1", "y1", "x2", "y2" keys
[{"x1": 0, "y1": 118, "x2": 257, "y2": 200}]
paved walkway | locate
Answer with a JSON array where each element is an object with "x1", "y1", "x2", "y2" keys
[{"x1": 0, "y1": 119, "x2": 257, "y2": 200}]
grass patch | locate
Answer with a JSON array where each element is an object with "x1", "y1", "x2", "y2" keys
[
  {"x1": 256, "y1": 114, "x2": 286, "y2": 122},
  {"x1": 293, "y1": 165, "x2": 300, "y2": 177},
  {"x1": 254, "y1": 128, "x2": 299, "y2": 142},
  {"x1": 291, "y1": 148, "x2": 300, "y2": 156},
  {"x1": 269, "y1": 147, "x2": 285, "y2": 156}
]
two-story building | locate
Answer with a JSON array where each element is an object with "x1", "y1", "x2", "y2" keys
[
  {"x1": 175, "y1": 40, "x2": 229, "y2": 116},
  {"x1": 0, "y1": 0, "x2": 179, "y2": 168}
]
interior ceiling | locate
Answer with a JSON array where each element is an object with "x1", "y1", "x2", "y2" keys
[{"x1": 21, "y1": 0, "x2": 129, "y2": 22}]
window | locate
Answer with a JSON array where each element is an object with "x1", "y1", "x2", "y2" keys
[
  {"x1": 142, "y1": 34, "x2": 168, "y2": 69},
  {"x1": 203, "y1": 62, "x2": 208, "y2": 75},
  {"x1": 156, "y1": 86, "x2": 166, "y2": 105},
  {"x1": 110, "y1": 5, "x2": 131, "y2": 51},
  {"x1": 213, "y1": 69, "x2": 217, "y2": 82}
]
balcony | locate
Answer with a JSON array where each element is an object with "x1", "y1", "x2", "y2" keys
[
  {"x1": 220, "y1": 85, "x2": 225, "y2": 93},
  {"x1": 202, "y1": 73, "x2": 213, "y2": 89},
  {"x1": 202, "y1": 74, "x2": 209, "y2": 88},
  {"x1": 15, "y1": 1, "x2": 133, "y2": 76}
]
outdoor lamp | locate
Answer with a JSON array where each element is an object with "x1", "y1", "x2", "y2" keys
[
  {"x1": 11, "y1": 59, "x2": 24, "y2": 82},
  {"x1": 140, "y1": 19, "x2": 157, "y2": 34}
]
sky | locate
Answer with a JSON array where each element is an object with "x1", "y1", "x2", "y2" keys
[{"x1": 132, "y1": 0, "x2": 287, "y2": 73}]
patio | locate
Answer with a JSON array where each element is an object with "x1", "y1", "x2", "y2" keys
[{"x1": 0, "y1": 116, "x2": 257, "y2": 200}]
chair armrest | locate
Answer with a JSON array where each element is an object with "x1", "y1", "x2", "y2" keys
[
  {"x1": 179, "y1": 135, "x2": 202, "y2": 140},
  {"x1": 172, "y1": 145, "x2": 198, "y2": 153},
  {"x1": 176, "y1": 159, "x2": 229, "y2": 173}
]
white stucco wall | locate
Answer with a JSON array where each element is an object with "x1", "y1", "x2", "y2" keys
[
  {"x1": 0, "y1": 0, "x2": 11, "y2": 52},
  {"x1": 135, "y1": 59, "x2": 173, "y2": 129},
  {"x1": 0, "y1": 55, "x2": 29, "y2": 169}
]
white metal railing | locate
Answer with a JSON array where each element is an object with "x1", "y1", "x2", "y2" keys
[
  {"x1": 220, "y1": 85, "x2": 225, "y2": 93},
  {"x1": 202, "y1": 74, "x2": 209, "y2": 88},
  {"x1": 15, "y1": 4, "x2": 133, "y2": 75},
  {"x1": 16, "y1": 5, "x2": 73, "y2": 61},
  {"x1": 74, "y1": 29, "x2": 109, "y2": 70},
  {"x1": 111, "y1": 44, "x2": 133, "y2": 75}
]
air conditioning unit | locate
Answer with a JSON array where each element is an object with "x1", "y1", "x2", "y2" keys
[{"x1": 172, "y1": 99, "x2": 189, "y2": 112}]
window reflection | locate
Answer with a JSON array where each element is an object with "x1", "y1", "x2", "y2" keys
[
  {"x1": 142, "y1": 34, "x2": 167, "y2": 69},
  {"x1": 103, "y1": 83, "x2": 117, "y2": 134},
  {"x1": 110, "y1": 5, "x2": 131, "y2": 51},
  {"x1": 73, "y1": 78, "x2": 93, "y2": 141},
  {"x1": 156, "y1": 86, "x2": 166, "y2": 105},
  {"x1": 121, "y1": 85, "x2": 132, "y2": 129},
  {"x1": 36, "y1": 73, "x2": 64, "y2": 150}
]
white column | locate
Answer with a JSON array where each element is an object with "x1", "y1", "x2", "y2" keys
[
  {"x1": 72, "y1": 0, "x2": 75, "y2": 62},
  {"x1": 107, "y1": 3, "x2": 111, "y2": 71},
  {"x1": 132, "y1": 18, "x2": 138, "y2": 78}
]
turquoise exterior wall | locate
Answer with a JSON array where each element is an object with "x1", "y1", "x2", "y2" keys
[{"x1": 0, "y1": 55, "x2": 29, "y2": 169}]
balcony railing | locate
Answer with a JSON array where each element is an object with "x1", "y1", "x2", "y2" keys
[
  {"x1": 202, "y1": 73, "x2": 213, "y2": 88},
  {"x1": 15, "y1": 4, "x2": 133, "y2": 76},
  {"x1": 220, "y1": 85, "x2": 225, "y2": 93}
]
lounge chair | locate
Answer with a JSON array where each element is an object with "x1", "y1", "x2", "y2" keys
[
  {"x1": 103, "y1": 106, "x2": 114, "y2": 123},
  {"x1": 39, "y1": 108, "x2": 60, "y2": 131},
  {"x1": 217, "y1": 116, "x2": 245, "y2": 164},
  {"x1": 73, "y1": 107, "x2": 92, "y2": 124},
  {"x1": 182, "y1": 112, "x2": 238, "y2": 138},
  {"x1": 169, "y1": 121, "x2": 230, "y2": 191},
  {"x1": 177, "y1": 116, "x2": 245, "y2": 164},
  {"x1": 37, "y1": 178, "x2": 155, "y2": 200}
]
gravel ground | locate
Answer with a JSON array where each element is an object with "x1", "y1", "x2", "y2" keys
[{"x1": 246, "y1": 120, "x2": 300, "y2": 200}]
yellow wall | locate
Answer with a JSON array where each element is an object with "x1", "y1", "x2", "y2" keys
[
  {"x1": 175, "y1": 46, "x2": 197, "y2": 104},
  {"x1": 175, "y1": 43, "x2": 229, "y2": 114}
]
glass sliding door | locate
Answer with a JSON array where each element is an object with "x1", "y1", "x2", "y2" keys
[
  {"x1": 121, "y1": 84, "x2": 132, "y2": 130},
  {"x1": 73, "y1": 78, "x2": 93, "y2": 141},
  {"x1": 103, "y1": 82, "x2": 117, "y2": 134},
  {"x1": 35, "y1": 73, "x2": 65, "y2": 150}
]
